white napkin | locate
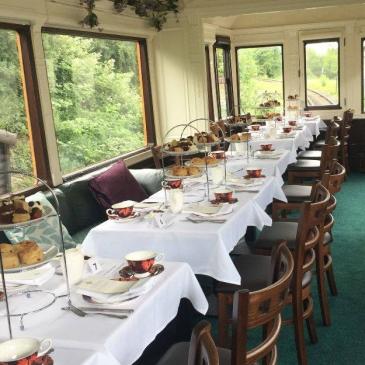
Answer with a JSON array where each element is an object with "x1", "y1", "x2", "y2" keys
[
  {"x1": 1, "y1": 264, "x2": 55, "y2": 286},
  {"x1": 183, "y1": 202, "x2": 233, "y2": 217},
  {"x1": 76, "y1": 276, "x2": 156, "y2": 304},
  {"x1": 144, "y1": 190, "x2": 204, "y2": 204}
]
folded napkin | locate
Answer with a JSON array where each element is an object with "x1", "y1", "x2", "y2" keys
[
  {"x1": 255, "y1": 150, "x2": 284, "y2": 159},
  {"x1": 183, "y1": 202, "x2": 233, "y2": 217},
  {"x1": 1, "y1": 264, "x2": 55, "y2": 286},
  {"x1": 76, "y1": 276, "x2": 156, "y2": 304}
]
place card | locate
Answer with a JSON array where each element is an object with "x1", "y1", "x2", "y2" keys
[
  {"x1": 86, "y1": 257, "x2": 102, "y2": 274},
  {"x1": 154, "y1": 212, "x2": 176, "y2": 229}
]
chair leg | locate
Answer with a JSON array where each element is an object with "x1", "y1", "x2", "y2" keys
[
  {"x1": 326, "y1": 263, "x2": 338, "y2": 296},
  {"x1": 305, "y1": 311, "x2": 318, "y2": 344},
  {"x1": 293, "y1": 295, "x2": 308, "y2": 365},
  {"x1": 316, "y1": 248, "x2": 331, "y2": 326},
  {"x1": 217, "y1": 293, "x2": 230, "y2": 348}
]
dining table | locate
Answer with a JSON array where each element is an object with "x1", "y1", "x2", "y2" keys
[
  {"x1": 82, "y1": 173, "x2": 286, "y2": 285},
  {"x1": 0, "y1": 260, "x2": 208, "y2": 365},
  {"x1": 299, "y1": 116, "x2": 326, "y2": 137}
]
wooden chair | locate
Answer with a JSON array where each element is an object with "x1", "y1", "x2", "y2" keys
[
  {"x1": 338, "y1": 109, "x2": 353, "y2": 174},
  {"x1": 216, "y1": 242, "x2": 294, "y2": 365},
  {"x1": 157, "y1": 320, "x2": 219, "y2": 365},
  {"x1": 247, "y1": 183, "x2": 330, "y2": 365},
  {"x1": 313, "y1": 118, "x2": 340, "y2": 150},
  {"x1": 287, "y1": 143, "x2": 339, "y2": 184},
  {"x1": 317, "y1": 161, "x2": 346, "y2": 301}
]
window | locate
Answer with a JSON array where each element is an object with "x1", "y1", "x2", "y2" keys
[
  {"x1": 214, "y1": 37, "x2": 233, "y2": 119},
  {"x1": 361, "y1": 38, "x2": 365, "y2": 113},
  {"x1": 236, "y1": 45, "x2": 284, "y2": 115},
  {"x1": 304, "y1": 38, "x2": 340, "y2": 109},
  {"x1": 0, "y1": 24, "x2": 47, "y2": 192},
  {"x1": 42, "y1": 29, "x2": 154, "y2": 176}
]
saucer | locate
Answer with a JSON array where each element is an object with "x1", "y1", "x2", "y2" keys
[
  {"x1": 119, "y1": 264, "x2": 165, "y2": 280},
  {"x1": 244, "y1": 174, "x2": 266, "y2": 179},
  {"x1": 210, "y1": 198, "x2": 238, "y2": 205},
  {"x1": 108, "y1": 212, "x2": 140, "y2": 222}
]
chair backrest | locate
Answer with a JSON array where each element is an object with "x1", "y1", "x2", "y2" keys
[
  {"x1": 323, "y1": 119, "x2": 340, "y2": 144},
  {"x1": 294, "y1": 183, "x2": 330, "y2": 288},
  {"x1": 321, "y1": 161, "x2": 346, "y2": 195},
  {"x1": 188, "y1": 320, "x2": 219, "y2": 365},
  {"x1": 230, "y1": 243, "x2": 294, "y2": 365},
  {"x1": 319, "y1": 143, "x2": 339, "y2": 175}
]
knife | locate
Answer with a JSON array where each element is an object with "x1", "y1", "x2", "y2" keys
[{"x1": 77, "y1": 307, "x2": 134, "y2": 314}]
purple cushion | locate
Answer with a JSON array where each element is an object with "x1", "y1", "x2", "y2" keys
[{"x1": 88, "y1": 160, "x2": 148, "y2": 209}]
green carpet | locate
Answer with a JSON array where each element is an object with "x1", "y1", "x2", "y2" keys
[{"x1": 207, "y1": 172, "x2": 365, "y2": 364}]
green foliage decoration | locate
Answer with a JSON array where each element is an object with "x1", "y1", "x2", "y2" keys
[{"x1": 80, "y1": 0, "x2": 179, "y2": 31}]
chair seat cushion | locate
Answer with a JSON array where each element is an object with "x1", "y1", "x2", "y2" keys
[
  {"x1": 324, "y1": 231, "x2": 332, "y2": 245},
  {"x1": 157, "y1": 342, "x2": 232, "y2": 365},
  {"x1": 249, "y1": 222, "x2": 298, "y2": 250},
  {"x1": 314, "y1": 139, "x2": 325, "y2": 148},
  {"x1": 216, "y1": 254, "x2": 272, "y2": 293},
  {"x1": 282, "y1": 185, "x2": 312, "y2": 202},
  {"x1": 297, "y1": 150, "x2": 322, "y2": 160},
  {"x1": 287, "y1": 159, "x2": 321, "y2": 171}
]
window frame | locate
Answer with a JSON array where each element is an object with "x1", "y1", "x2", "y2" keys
[
  {"x1": 213, "y1": 36, "x2": 234, "y2": 119},
  {"x1": 361, "y1": 37, "x2": 365, "y2": 114},
  {"x1": 235, "y1": 43, "x2": 285, "y2": 115},
  {"x1": 41, "y1": 27, "x2": 156, "y2": 180},
  {"x1": 205, "y1": 45, "x2": 215, "y2": 121},
  {"x1": 303, "y1": 37, "x2": 341, "y2": 111},
  {"x1": 0, "y1": 22, "x2": 51, "y2": 189}
]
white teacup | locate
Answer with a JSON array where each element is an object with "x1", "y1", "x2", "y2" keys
[{"x1": 0, "y1": 337, "x2": 52, "y2": 363}]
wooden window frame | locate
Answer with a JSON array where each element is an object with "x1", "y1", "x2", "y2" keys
[
  {"x1": 213, "y1": 36, "x2": 234, "y2": 119},
  {"x1": 235, "y1": 44, "x2": 285, "y2": 115},
  {"x1": 303, "y1": 37, "x2": 341, "y2": 111},
  {"x1": 41, "y1": 27, "x2": 156, "y2": 181},
  {"x1": 0, "y1": 22, "x2": 51, "y2": 186},
  {"x1": 205, "y1": 45, "x2": 214, "y2": 121},
  {"x1": 361, "y1": 38, "x2": 365, "y2": 114}
]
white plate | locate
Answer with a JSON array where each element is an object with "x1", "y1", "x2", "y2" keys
[
  {"x1": 185, "y1": 160, "x2": 221, "y2": 168},
  {"x1": 4, "y1": 243, "x2": 59, "y2": 274}
]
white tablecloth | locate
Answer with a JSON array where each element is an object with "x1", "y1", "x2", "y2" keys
[
  {"x1": 300, "y1": 116, "x2": 326, "y2": 137},
  {"x1": 0, "y1": 261, "x2": 207, "y2": 365},
  {"x1": 226, "y1": 150, "x2": 291, "y2": 186},
  {"x1": 82, "y1": 177, "x2": 286, "y2": 285},
  {"x1": 233, "y1": 126, "x2": 312, "y2": 162}
]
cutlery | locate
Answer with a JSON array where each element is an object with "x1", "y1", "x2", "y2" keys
[
  {"x1": 61, "y1": 307, "x2": 128, "y2": 319},
  {"x1": 185, "y1": 217, "x2": 226, "y2": 224},
  {"x1": 78, "y1": 307, "x2": 134, "y2": 314}
]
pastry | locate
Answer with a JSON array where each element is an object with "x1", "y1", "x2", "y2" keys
[
  {"x1": 191, "y1": 157, "x2": 204, "y2": 165},
  {"x1": 0, "y1": 204, "x2": 14, "y2": 224},
  {"x1": 230, "y1": 134, "x2": 240, "y2": 141},
  {"x1": 173, "y1": 147, "x2": 184, "y2": 153},
  {"x1": 12, "y1": 212, "x2": 31, "y2": 224},
  {"x1": 172, "y1": 166, "x2": 188, "y2": 177},
  {"x1": 240, "y1": 132, "x2": 251, "y2": 142},
  {"x1": 28, "y1": 201, "x2": 44, "y2": 220},
  {"x1": 14, "y1": 240, "x2": 38, "y2": 253},
  {"x1": 0, "y1": 243, "x2": 16, "y2": 254},
  {"x1": 188, "y1": 167, "x2": 201, "y2": 176},
  {"x1": 18, "y1": 245, "x2": 44, "y2": 265},
  {"x1": 2, "y1": 252, "x2": 20, "y2": 269}
]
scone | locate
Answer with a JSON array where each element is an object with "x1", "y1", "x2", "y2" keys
[
  {"x1": 2, "y1": 252, "x2": 20, "y2": 269},
  {"x1": 188, "y1": 167, "x2": 200, "y2": 176},
  {"x1": 0, "y1": 243, "x2": 16, "y2": 254},
  {"x1": 18, "y1": 245, "x2": 44, "y2": 265},
  {"x1": 191, "y1": 157, "x2": 204, "y2": 166},
  {"x1": 14, "y1": 240, "x2": 38, "y2": 253},
  {"x1": 173, "y1": 166, "x2": 188, "y2": 177}
]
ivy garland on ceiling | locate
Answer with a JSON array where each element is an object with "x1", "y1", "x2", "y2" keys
[{"x1": 80, "y1": 0, "x2": 179, "y2": 31}]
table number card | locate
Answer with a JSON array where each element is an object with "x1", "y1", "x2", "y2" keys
[
  {"x1": 154, "y1": 212, "x2": 176, "y2": 229},
  {"x1": 87, "y1": 257, "x2": 102, "y2": 274}
]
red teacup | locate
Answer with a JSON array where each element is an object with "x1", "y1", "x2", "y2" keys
[
  {"x1": 282, "y1": 127, "x2": 292, "y2": 133},
  {"x1": 288, "y1": 120, "x2": 297, "y2": 127},
  {"x1": 214, "y1": 189, "x2": 233, "y2": 203},
  {"x1": 166, "y1": 179, "x2": 183, "y2": 189},
  {"x1": 246, "y1": 167, "x2": 262, "y2": 178},
  {"x1": 251, "y1": 124, "x2": 260, "y2": 131},
  {"x1": 107, "y1": 200, "x2": 135, "y2": 218},
  {"x1": 210, "y1": 150, "x2": 226, "y2": 160},
  {"x1": 125, "y1": 251, "x2": 163, "y2": 276},
  {"x1": 260, "y1": 144, "x2": 273, "y2": 151}
]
